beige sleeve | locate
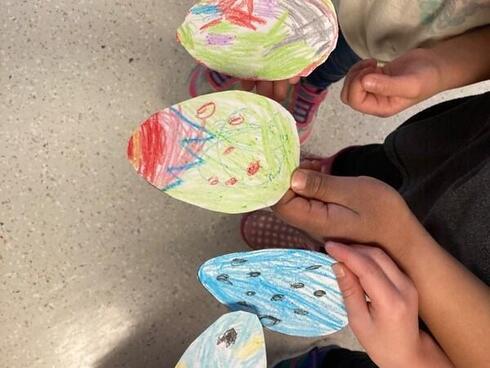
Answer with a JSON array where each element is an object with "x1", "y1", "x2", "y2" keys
[{"x1": 333, "y1": 0, "x2": 490, "y2": 62}]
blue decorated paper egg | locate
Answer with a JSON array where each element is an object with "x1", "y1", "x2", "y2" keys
[
  {"x1": 198, "y1": 249, "x2": 348, "y2": 337},
  {"x1": 176, "y1": 311, "x2": 266, "y2": 368}
]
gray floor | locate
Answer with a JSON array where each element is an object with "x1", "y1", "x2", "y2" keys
[{"x1": 1, "y1": 1, "x2": 488, "y2": 368}]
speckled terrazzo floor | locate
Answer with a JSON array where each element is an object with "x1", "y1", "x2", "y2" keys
[{"x1": 1, "y1": 1, "x2": 489, "y2": 368}]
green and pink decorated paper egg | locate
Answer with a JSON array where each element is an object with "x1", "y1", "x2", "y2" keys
[
  {"x1": 177, "y1": 0, "x2": 338, "y2": 80},
  {"x1": 127, "y1": 91, "x2": 299, "y2": 213}
]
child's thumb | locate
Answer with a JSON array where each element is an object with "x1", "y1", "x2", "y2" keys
[{"x1": 362, "y1": 74, "x2": 420, "y2": 98}]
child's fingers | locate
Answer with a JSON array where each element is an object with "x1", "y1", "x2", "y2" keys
[
  {"x1": 289, "y1": 76, "x2": 301, "y2": 85},
  {"x1": 326, "y1": 242, "x2": 400, "y2": 309},
  {"x1": 273, "y1": 80, "x2": 290, "y2": 102},
  {"x1": 274, "y1": 170, "x2": 365, "y2": 238},
  {"x1": 240, "y1": 80, "x2": 255, "y2": 91},
  {"x1": 350, "y1": 94, "x2": 400, "y2": 118},
  {"x1": 273, "y1": 194, "x2": 359, "y2": 241},
  {"x1": 362, "y1": 73, "x2": 421, "y2": 98},
  {"x1": 256, "y1": 81, "x2": 274, "y2": 98},
  {"x1": 299, "y1": 159, "x2": 323, "y2": 171},
  {"x1": 341, "y1": 59, "x2": 377, "y2": 104},
  {"x1": 348, "y1": 244, "x2": 414, "y2": 293},
  {"x1": 332, "y1": 263, "x2": 372, "y2": 329},
  {"x1": 347, "y1": 59, "x2": 378, "y2": 78},
  {"x1": 347, "y1": 66, "x2": 378, "y2": 108},
  {"x1": 290, "y1": 169, "x2": 361, "y2": 206}
]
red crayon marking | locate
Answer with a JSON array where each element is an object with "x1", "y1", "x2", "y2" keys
[
  {"x1": 138, "y1": 115, "x2": 166, "y2": 183},
  {"x1": 224, "y1": 146, "x2": 235, "y2": 155},
  {"x1": 127, "y1": 136, "x2": 134, "y2": 161},
  {"x1": 200, "y1": 18, "x2": 221, "y2": 31},
  {"x1": 247, "y1": 161, "x2": 261, "y2": 176},
  {"x1": 226, "y1": 177, "x2": 238, "y2": 186},
  {"x1": 208, "y1": 176, "x2": 220, "y2": 185},
  {"x1": 196, "y1": 102, "x2": 216, "y2": 119},
  {"x1": 218, "y1": 0, "x2": 266, "y2": 30},
  {"x1": 228, "y1": 114, "x2": 244, "y2": 126}
]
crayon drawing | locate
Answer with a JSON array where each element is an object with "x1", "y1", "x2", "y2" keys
[
  {"x1": 199, "y1": 249, "x2": 348, "y2": 337},
  {"x1": 178, "y1": 0, "x2": 338, "y2": 80},
  {"x1": 176, "y1": 311, "x2": 266, "y2": 368},
  {"x1": 127, "y1": 91, "x2": 300, "y2": 214}
]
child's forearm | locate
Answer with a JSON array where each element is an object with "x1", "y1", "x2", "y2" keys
[
  {"x1": 412, "y1": 333, "x2": 455, "y2": 368},
  {"x1": 396, "y1": 222, "x2": 490, "y2": 368},
  {"x1": 430, "y1": 26, "x2": 490, "y2": 92}
]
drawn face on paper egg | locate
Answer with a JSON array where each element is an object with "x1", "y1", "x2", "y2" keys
[
  {"x1": 177, "y1": 0, "x2": 338, "y2": 80},
  {"x1": 127, "y1": 91, "x2": 300, "y2": 214},
  {"x1": 176, "y1": 311, "x2": 266, "y2": 368},
  {"x1": 199, "y1": 249, "x2": 348, "y2": 337}
]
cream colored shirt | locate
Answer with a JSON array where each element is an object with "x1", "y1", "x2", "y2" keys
[{"x1": 333, "y1": 0, "x2": 490, "y2": 62}]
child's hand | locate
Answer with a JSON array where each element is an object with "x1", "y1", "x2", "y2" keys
[
  {"x1": 328, "y1": 242, "x2": 453, "y2": 368},
  {"x1": 341, "y1": 49, "x2": 443, "y2": 117},
  {"x1": 273, "y1": 169, "x2": 415, "y2": 255},
  {"x1": 240, "y1": 77, "x2": 300, "y2": 102}
]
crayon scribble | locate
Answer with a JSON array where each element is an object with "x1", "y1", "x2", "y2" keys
[
  {"x1": 128, "y1": 91, "x2": 300, "y2": 214},
  {"x1": 178, "y1": 0, "x2": 338, "y2": 80}
]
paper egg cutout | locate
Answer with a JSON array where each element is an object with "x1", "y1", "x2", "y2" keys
[
  {"x1": 127, "y1": 91, "x2": 300, "y2": 214},
  {"x1": 176, "y1": 311, "x2": 266, "y2": 368},
  {"x1": 199, "y1": 249, "x2": 348, "y2": 337},
  {"x1": 177, "y1": 0, "x2": 338, "y2": 81}
]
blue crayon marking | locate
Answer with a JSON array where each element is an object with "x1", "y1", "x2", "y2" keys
[
  {"x1": 191, "y1": 4, "x2": 220, "y2": 16},
  {"x1": 162, "y1": 108, "x2": 216, "y2": 191}
]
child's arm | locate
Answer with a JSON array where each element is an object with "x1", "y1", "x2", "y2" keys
[
  {"x1": 328, "y1": 242, "x2": 454, "y2": 368},
  {"x1": 273, "y1": 170, "x2": 490, "y2": 367},
  {"x1": 342, "y1": 26, "x2": 490, "y2": 117}
]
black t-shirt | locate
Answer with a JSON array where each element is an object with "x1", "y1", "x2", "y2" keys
[{"x1": 385, "y1": 92, "x2": 490, "y2": 284}]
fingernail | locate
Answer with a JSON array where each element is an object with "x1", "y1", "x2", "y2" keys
[
  {"x1": 291, "y1": 170, "x2": 306, "y2": 191},
  {"x1": 363, "y1": 78, "x2": 375, "y2": 89},
  {"x1": 363, "y1": 77, "x2": 377, "y2": 90},
  {"x1": 324, "y1": 241, "x2": 337, "y2": 252},
  {"x1": 332, "y1": 263, "x2": 345, "y2": 278}
]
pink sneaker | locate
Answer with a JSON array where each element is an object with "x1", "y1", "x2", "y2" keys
[
  {"x1": 188, "y1": 64, "x2": 240, "y2": 98},
  {"x1": 240, "y1": 210, "x2": 323, "y2": 251},
  {"x1": 288, "y1": 81, "x2": 329, "y2": 144}
]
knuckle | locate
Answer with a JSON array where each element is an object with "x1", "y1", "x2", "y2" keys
[
  {"x1": 338, "y1": 279, "x2": 358, "y2": 299},
  {"x1": 359, "y1": 255, "x2": 378, "y2": 276},
  {"x1": 387, "y1": 296, "x2": 409, "y2": 318},
  {"x1": 355, "y1": 176, "x2": 382, "y2": 193},
  {"x1": 307, "y1": 172, "x2": 326, "y2": 195},
  {"x1": 396, "y1": 299, "x2": 412, "y2": 316},
  {"x1": 368, "y1": 247, "x2": 386, "y2": 262},
  {"x1": 403, "y1": 282, "x2": 419, "y2": 303},
  {"x1": 357, "y1": 176, "x2": 399, "y2": 199}
]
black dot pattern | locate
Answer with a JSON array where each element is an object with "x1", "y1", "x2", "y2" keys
[
  {"x1": 203, "y1": 253, "x2": 345, "y2": 335},
  {"x1": 231, "y1": 258, "x2": 248, "y2": 266},
  {"x1": 294, "y1": 308, "x2": 309, "y2": 316},
  {"x1": 217, "y1": 274, "x2": 233, "y2": 285},
  {"x1": 271, "y1": 294, "x2": 285, "y2": 302},
  {"x1": 306, "y1": 265, "x2": 322, "y2": 271},
  {"x1": 259, "y1": 315, "x2": 281, "y2": 326}
]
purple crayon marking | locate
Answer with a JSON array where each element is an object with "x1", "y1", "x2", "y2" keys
[{"x1": 206, "y1": 33, "x2": 235, "y2": 46}]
